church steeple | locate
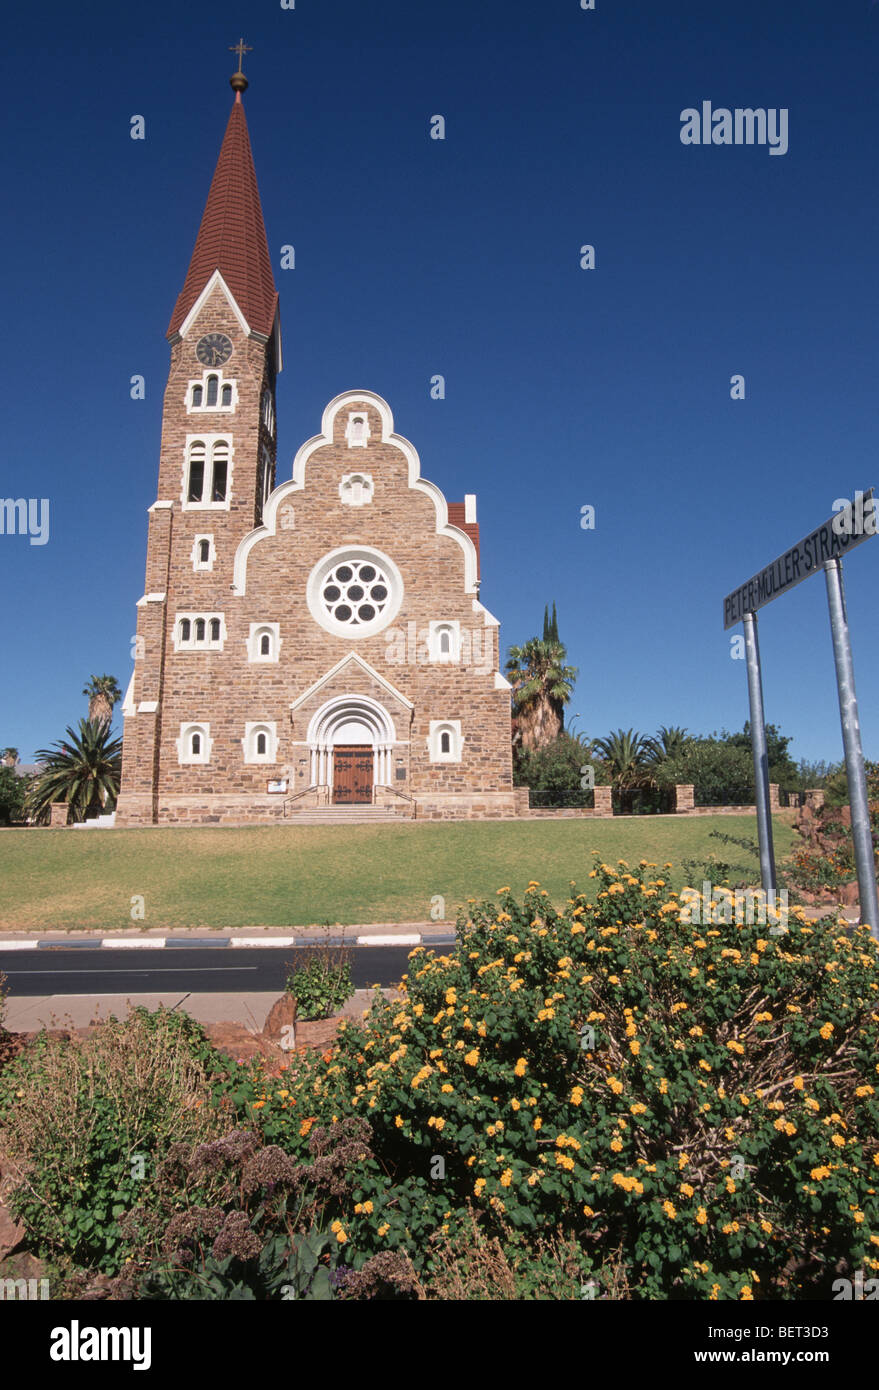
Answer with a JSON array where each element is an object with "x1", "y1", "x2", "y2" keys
[{"x1": 167, "y1": 52, "x2": 279, "y2": 347}]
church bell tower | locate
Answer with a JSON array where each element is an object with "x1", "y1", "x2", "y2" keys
[{"x1": 116, "y1": 45, "x2": 281, "y2": 824}]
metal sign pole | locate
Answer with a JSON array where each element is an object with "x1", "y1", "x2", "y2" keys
[
  {"x1": 823, "y1": 558, "x2": 879, "y2": 939},
  {"x1": 742, "y1": 611, "x2": 777, "y2": 893}
]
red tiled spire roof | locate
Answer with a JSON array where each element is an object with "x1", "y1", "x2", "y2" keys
[{"x1": 167, "y1": 95, "x2": 278, "y2": 340}]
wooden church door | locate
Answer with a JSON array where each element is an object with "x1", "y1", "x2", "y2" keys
[{"x1": 332, "y1": 746, "x2": 374, "y2": 804}]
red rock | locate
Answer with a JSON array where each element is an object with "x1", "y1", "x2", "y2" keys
[
  {"x1": 0, "y1": 1204, "x2": 25, "y2": 1260},
  {"x1": 262, "y1": 993, "x2": 297, "y2": 1042}
]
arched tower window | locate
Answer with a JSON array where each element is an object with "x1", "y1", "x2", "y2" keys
[
  {"x1": 191, "y1": 384, "x2": 203, "y2": 408},
  {"x1": 205, "y1": 375, "x2": 219, "y2": 408},
  {"x1": 187, "y1": 442, "x2": 206, "y2": 502},
  {"x1": 221, "y1": 384, "x2": 232, "y2": 407}
]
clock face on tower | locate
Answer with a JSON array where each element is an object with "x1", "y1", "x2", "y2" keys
[{"x1": 196, "y1": 333, "x2": 233, "y2": 367}]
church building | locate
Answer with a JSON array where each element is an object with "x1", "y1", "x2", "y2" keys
[{"x1": 116, "y1": 58, "x2": 515, "y2": 825}]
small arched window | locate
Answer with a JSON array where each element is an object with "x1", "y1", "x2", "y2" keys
[
  {"x1": 221, "y1": 384, "x2": 232, "y2": 407},
  {"x1": 195, "y1": 618, "x2": 206, "y2": 642},
  {"x1": 198, "y1": 539, "x2": 210, "y2": 563},
  {"x1": 210, "y1": 618, "x2": 220, "y2": 643},
  {"x1": 206, "y1": 376, "x2": 219, "y2": 407},
  {"x1": 192, "y1": 384, "x2": 203, "y2": 407},
  {"x1": 179, "y1": 618, "x2": 191, "y2": 642},
  {"x1": 260, "y1": 632, "x2": 271, "y2": 656},
  {"x1": 191, "y1": 732, "x2": 201, "y2": 757},
  {"x1": 256, "y1": 732, "x2": 267, "y2": 756},
  {"x1": 439, "y1": 629, "x2": 451, "y2": 654},
  {"x1": 440, "y1": 731, "x2": 451, "y2": 754}
]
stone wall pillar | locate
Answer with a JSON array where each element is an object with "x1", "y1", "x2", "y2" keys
[
  {"x1": 49, "y1": 802, "x2": 69, "y2": 827},
  {"x1": 674, "y1": 783, "x2": 695, "y2": 814},
  {"x1": 805, "y1": 788, "x2": 826, "y2": 810},
  {"x1": 593, "y1": 786, "x2": 613, "y2": 816},
  {"x1": 769, "y1": 783, "x2": 780, "y2": 810},
  {"x1": 513, "y1": 787, "x2": 530, "y2": 817}
]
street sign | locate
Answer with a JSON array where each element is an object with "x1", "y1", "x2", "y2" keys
[
  {"x1": 721, "y1": 488, "x2": 878, "y2": 938},
  {"x1": 723, "y1": 488, "x2": 875, "y2": 630}
]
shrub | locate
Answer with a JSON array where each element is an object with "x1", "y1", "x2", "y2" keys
[
  {"x1": 0, "y1": 1008, "x2": 231, "y2": 1273},
  {"x1": 285, "y1": 937, "x2": 354, "y2": 1020},
  {"x1": 113, "y1": 1117, "x2": 416, "y2": 1301},
  {"x1": 237, "y1": 860, "x2": 879, "y2": 1299}
]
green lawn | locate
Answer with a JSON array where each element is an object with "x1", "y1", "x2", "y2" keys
[{"x1": 0, "y1": 815, "x2": 797, "y2": 932}]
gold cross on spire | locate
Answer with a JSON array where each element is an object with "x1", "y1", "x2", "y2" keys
[{"x1": 229, "y1": 38, "x2": 252, "y2": 74}]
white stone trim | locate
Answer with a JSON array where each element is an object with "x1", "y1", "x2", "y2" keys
[
  {"x1": 345, "y1": 410, "x2": 371, "y2": 447},
  {"x1": 428, "y1": 620, "x2": 461, "y2": 662},
  {"x1": 138, "y1": 700, "x2": 159, "y2": 714},
  {"x1": 494, "y1": 670, "x2": 513, "y2": 691},
  {"x1": 290, "y1": 651, "x2": 414, "y2": 717},
  {"x1": 177, "y1": 269, "x2": 251, "y2": 340},
  {"x1": 242, "y1": 721, "x2": 279, "y2": 764},
  {"x1": 339, "y1": 472, "x2": 373, "y2": 506},
  {"x1": 428, "y1": 720, "x2": 462, "y2": 763},
  {"x1": 306, "y1": 546, "x2": 403, "y2": 640},
  {"x1": 186, "y1": 370, "x2": 239, "y2": 414},
  {"x1": 149, "y1": 500, "x2": 174, "y2": 511},
  {"x1": 191, "y1": 534, "x2": 216, "y2": 572},
  {"x1": 177, "y1": 722, "x2": 212, "y2": 764},
  {"x1": 181, "y1": 434, "x2": 234, "y2": 512},
  {"x1": 136, "y1": 592, "x2": 166, "y2": 607},
  {"x1": 231, "y1": 390, "x2": 479, "y2": 596},
  {"x1": 247, "y1": 622, "x2": 281, "y2": 663},
  {"x1": 173, "y1": 613, "x2": 227, "y2": 652},
  {"x1": 121, "y1": 671, "x2": 136, "y2": 718},
  {"x1": 464, "y1": 494, "x2": 477, "y2": 524}
]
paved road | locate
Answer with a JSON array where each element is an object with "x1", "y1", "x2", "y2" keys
[{"x1": 0, "y1": 943, "x2": 444, "y2": 998}]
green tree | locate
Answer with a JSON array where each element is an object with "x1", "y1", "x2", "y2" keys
[
  {"x1": 506, "y1": 637, "x2": 577, "y2": 751},
  {"x1": 644, "y1": 725, "x2": 690, "y2": 768},
  {"x1": 726, "y1": 722, "x2": 798, "y2": 788},
  {"x1": 592, "y1": 728, "x2": 652, "y2": 790},
  {"x1": 82, "y1": 675, "x2": 122, "y2": 727},
  {"x1": 513, "y1": 730, "x2": 609, "y2": 794},
  {"x1": 0, "y1": 766, "x2": 27, "y2": 825},
  {"x1": 25, "y1": 719, "x2": 122, "y2": 825},
  {"x1": 542, "y1": 602, "x2": 559, "y2": 644}
]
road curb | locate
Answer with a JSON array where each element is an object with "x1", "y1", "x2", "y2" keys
[{"x1": 0, "y1": 932, "x2": 458, "y2": 952}]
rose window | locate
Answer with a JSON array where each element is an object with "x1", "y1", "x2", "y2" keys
[
  {"x1": 307, "y1": 547, "x2": 403, "y2": 638},
  {"x1": 321, "y1": 559, "x2": 390, "y2": 627}
]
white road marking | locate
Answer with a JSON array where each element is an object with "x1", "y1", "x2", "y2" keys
[
  {"x1": 230, "y1": 936, "x2": 300, "y2": 948},
  {"x1": 100, "y1": 938, "x2": 166, "y2": 949},
  {"x1": 356, "y1": 933, "x2": 422, "y2": 946}
]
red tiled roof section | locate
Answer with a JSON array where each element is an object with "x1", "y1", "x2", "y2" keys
[
  {"x1": 167, "y1": 98, "x2": 278, "y2": 339},
  {"x1": 447, "y1": 503, "x2": 480, "y2": 576}
]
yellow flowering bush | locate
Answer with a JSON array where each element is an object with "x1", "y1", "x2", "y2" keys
[{"x1": 231, "y1": 860, "x2": 879, "y2": 1298}]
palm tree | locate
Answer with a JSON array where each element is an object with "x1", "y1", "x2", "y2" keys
[
  {"x1": 593, "y1": 728, "x2": 652, "y2": 789},
  {"x1": 644, "y1": 725, "x2": 690, "y2": 767},
  {"x1": 82, "y1": 675, "x2": 122, "y2": 727},
  {"x1": 505, "y1": 637, "x2": 578, "y2": 751},
  {"x1": 24, "y1": 719, "x2": 122, "y2": 824}
]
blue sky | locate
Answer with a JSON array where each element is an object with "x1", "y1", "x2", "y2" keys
[{"x1": 1, "y1": 0, "x2": 877, "y2": 767}]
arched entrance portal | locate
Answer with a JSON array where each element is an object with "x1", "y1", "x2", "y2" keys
[{"x1": 306, "y1": 695, "x2": 397, "y2": 804}]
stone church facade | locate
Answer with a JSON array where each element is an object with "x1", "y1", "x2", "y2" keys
[{"x1": 115, "y1": 69, "x2": 514, "y2": 825}]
